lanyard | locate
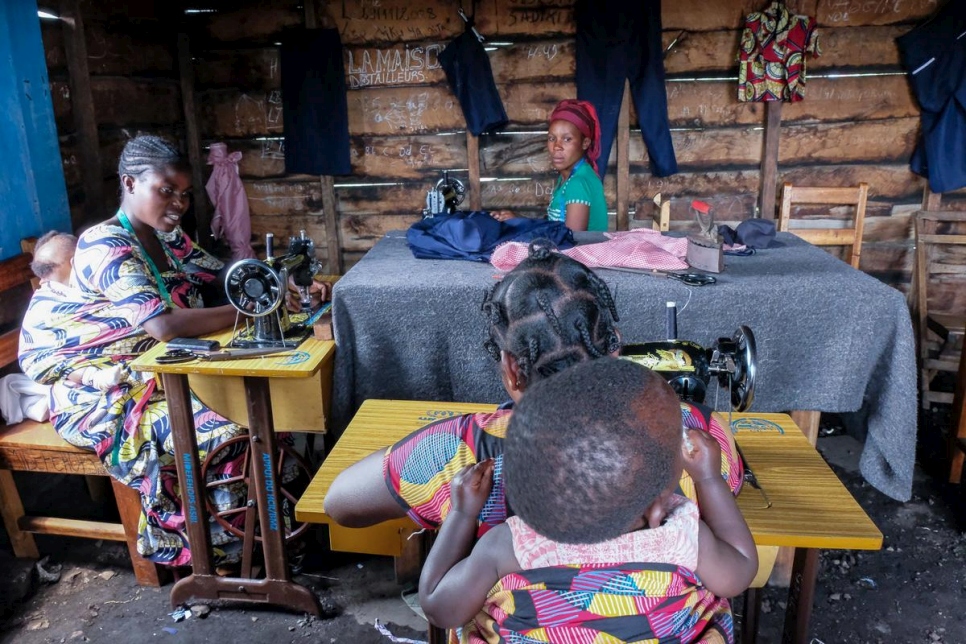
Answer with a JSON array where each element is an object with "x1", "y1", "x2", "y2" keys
[{"x1": 116, "y1": 210, "x2": 174, "y2": 308}]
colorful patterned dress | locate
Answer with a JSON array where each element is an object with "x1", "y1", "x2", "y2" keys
[
  {"x1": 461, "y1": 499, "x2": 733, "y2": 643},
  {"x1": 383, "y1": 402, "x2": 742, "y2": 537},
  {"x1": 19, "y1": 222, "x2": 247, "y2": 567}
]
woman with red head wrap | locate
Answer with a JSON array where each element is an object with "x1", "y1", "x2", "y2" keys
[{"x1": 491, "y1": 100, "x2": 608, "y2": 231}]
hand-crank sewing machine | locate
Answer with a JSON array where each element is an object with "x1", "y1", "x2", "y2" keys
[
  {"x1": 422, "y1": 170, "x2": 466, "y2": 217},
  {"x1": 622, "y1": 302, "x2": 757, "y2": 412},
  {"x1": 224, "y1": 230, "x2": 323, "y2": 348}
]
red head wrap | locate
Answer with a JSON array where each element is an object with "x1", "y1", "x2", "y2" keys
[{"x1": 549, "y1": 99, "x2": 602, "y2": 174}]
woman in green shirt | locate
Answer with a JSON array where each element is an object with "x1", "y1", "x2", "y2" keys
[{"x1": 492, "y1": 100, "x2": 608, "y2": 232}]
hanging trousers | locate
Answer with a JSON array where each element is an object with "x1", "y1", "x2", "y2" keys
[
  {"x1": 281, "y1": 28, "x2": 351, "y2": 176},
  {"x1": 575, "y1": 0, "x2": 677, "y2": 178}
]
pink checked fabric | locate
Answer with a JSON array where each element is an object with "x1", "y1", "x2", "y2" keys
[
  {"x1": 490, "y1": 228, "x2": 689, "y2": 272},
  {"x1": 206, "y1": 143, "x2": 256, "y2": 261}
]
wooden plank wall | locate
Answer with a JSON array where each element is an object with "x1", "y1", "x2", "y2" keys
[
  {"x1": 42, "y1": 2, "x2": 183, "y2": 232},
  {"x1": 38, "y1": 0, "x2": 966, "y2": 309}
]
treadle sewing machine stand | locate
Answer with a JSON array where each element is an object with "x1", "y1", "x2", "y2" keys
[{"x1": 163, "y1": 371, "x2": 319, "y2": 614}]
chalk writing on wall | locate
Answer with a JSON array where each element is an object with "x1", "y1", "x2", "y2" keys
[
  {"x1": 346, "y1": 44, "x2": 443, "y2": 88},
  {"x1": 261, "y1": 140, "x2": 285, "y2": 159},
  {"x1": 822, "y1": 0, "x2": 937, "y2": 23}
]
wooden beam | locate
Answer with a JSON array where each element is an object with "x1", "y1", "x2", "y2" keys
[
  {"x1": 306, "y1": 1, "x2": 343, "y2": 274},
  {"x1": 922, "y1": 186, "x2": 942, "y2": 211},
  {"x1": 59, "y1": 0, "x2": 103, "y2": 229},
  {"x1": 616, "y1": 81, "x2": 630, "y2": 231},
  {"x1": 177, "y1": 33, "x2": 211, "y2": 248},
  {"x1": 467, "y1": 132, "x2": 481, "y2": 211},
  {"x1": 758, "y1": 101, "x2": 783, "y2": 219}
]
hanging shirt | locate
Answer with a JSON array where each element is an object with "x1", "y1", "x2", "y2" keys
[
  {"x1": 737, "y1": 1, "x2": 821, "y2": 103},
  {"x1": 206, "y1": 143, "x2": 256, "y2": 261}
]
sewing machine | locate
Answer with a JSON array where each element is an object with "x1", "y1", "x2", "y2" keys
[
  {"x1": 223, "y1": 231, "x2": 321, "y2": 348},
  {"x1": 422, "y1": 170, "x2": 466, "y2": 217},
  {"x1": 622, "y1": 302, "x2": 757, "y2": 411}
]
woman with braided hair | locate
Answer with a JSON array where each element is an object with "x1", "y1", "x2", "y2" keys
[
  {"x1": 19, "y1": 135, "x2": 324, "y2": 567},
  {"x1": 324, "y1": 241, "x2": 742, "y2": 539}
]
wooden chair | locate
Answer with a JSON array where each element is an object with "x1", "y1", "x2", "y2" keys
[
  {"x1": 650, "y1": 194, "x2": 671, "y2": 232},
  {"x1": 0, "y1": 242, "x2": 163, "y2": 586},
  {"x1": 912, "y1": 211, "x2": 966, "y2": 413},
  {"x1": 949, "y1": 338, "x2": 966, "y2": 483},
  {"x1": 778, "y1": 183, "x2": 870, "y2": 269}
]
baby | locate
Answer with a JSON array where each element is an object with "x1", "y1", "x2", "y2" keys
[
  {"x1": 28, "y1": 231, "x2": 129, "y2": 391},
  {"x1": 419, "y1": 357, "x2": 758, "y2": 642},
  {"x1": 30, "y1": 231, "x2": 76, "y2": 286}
]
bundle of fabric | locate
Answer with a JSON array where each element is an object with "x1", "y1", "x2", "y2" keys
[
  {"x1": 490, "y1": 228, "x2": 688, "y2": 272},
  {"x1": 407, "y1": 212, "x2": 574, "y2": 262}
]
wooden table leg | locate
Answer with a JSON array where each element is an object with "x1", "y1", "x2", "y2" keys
[
  {"x1": 741, "y1": 587, "x2": 761, "y2": 644},
  {"x1": 166, "y1": 373, "x2": 319, "y2": 615},
  {"x1": 781, "y1": 548, "x2": 819, "y2": 644}
]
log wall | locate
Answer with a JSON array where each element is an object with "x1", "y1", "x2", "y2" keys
[
  {"x1": 42, "y1": 2, "x2": 183, "y2": 231},
  {"x1": 40, "y1": 0, "x2": 966, "y2": 309}
]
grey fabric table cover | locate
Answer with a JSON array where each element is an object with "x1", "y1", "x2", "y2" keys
[{"x1": 331, "y1": 231, "x2": 917, "y2": 501}]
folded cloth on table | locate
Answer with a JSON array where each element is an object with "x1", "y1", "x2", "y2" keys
[
  {"x1": 407, "y1": 212, "x2": 574, "y2": 262},
  {"x1": 0, "y1": 373, "x2": 50, "y2": 423},
  {"x1": 491, "y1": 228, "x2": 688, "y2": 272}
]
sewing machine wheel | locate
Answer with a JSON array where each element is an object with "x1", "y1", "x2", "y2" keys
[
  {"x1": 435, "y1": 175, "x2": 466, "y2": 207},
  {"x1": 724, "y1": 325, "x2": 757, "y2": 412},
  {"x1": 225, "y1": 259, "x2": 285, "y2": 318},
  {"x1": 201, "y1": 436, "x2": 313, "y2": 544}
]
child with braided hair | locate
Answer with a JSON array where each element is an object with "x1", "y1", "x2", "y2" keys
[
  {"x1": 325, "y1": 241, "x2": 743, "y2": 539},
  {"x1": 419, "y1": 358, "x2": 757, "y2": 643}
]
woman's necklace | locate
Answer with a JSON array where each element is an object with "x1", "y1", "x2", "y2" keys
[{"x1": 115, "y1": 210, "x2": 176, "y2": 308}]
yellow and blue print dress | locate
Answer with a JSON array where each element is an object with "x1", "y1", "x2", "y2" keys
[{"x1": 19, "y1": 223, "x2": 246, "y2": 567}]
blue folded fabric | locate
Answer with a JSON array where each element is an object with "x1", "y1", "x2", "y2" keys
[{"x1": 406, "y1": 212, "x2": 575, "y2": 262}]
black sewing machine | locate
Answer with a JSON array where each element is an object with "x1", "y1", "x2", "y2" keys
[
  {"x1": 422, "y1": 170, "x2": 466, "y2": 218},
  {"x1": 621, "y1": 302, "x2": 757, "y2": 411},
  {"x1": 223, "y1": 231, "x2": 321, "y2": 348}
]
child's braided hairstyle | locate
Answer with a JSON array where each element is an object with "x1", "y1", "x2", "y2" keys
[
  {"x1": 482, "y1": 240, "x2": 620, "y2": 389},
  {"x1": 117, "y1": 135, "x2": 190, "y2": 180}
]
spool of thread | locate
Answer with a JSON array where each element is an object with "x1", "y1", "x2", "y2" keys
[
  {"x1": 265, "y1": 233, "x2": 275, "y2": 259},
  {"x1": 666, "y1": 301, "x2": 678, "y2": 340}
]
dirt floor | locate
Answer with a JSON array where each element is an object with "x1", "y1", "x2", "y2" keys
[{"x1": 1, "y1": 411, "x2": 964, "y2": 644}]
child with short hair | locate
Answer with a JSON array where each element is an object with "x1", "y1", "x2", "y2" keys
[
  {"x1": 419, "y1": 358, "x2": 758, "y2": 643},
  {"x1": 30, "y1": 230, "x2": 77, "y2": 286}
]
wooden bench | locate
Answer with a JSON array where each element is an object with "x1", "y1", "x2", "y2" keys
[{"x1": 0, "y1": 244, "x2": 162, "y2": 587}]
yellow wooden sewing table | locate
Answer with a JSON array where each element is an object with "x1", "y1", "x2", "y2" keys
[
  {"x1": 295, "y1": 400, "x2": 882, "y2": 644},
  {"x1": 132, "y1": 330, "x2": 335, "y2": 615}
]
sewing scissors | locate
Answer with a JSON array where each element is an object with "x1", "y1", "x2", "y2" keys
[
  {"x1": 600, "y1": 266, "x2": 717, "y2": 286},
  {"x1": 156, "y1": 347, "x2": 295, "y2": 364}
]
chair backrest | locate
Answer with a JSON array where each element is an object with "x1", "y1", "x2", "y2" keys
[
  {"x1": 778, "y1": 183, "x2": 869, "y2": 269},
  {"x1": 913, "y1": 210, "x2": 966, "y2": 328},
  {"x1": 650, "y1": 194, "x2": 670, "y2": 232}
]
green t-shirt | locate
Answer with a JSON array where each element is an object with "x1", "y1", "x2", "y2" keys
[{"x1": 547, "y1": 159, "x2": 608, "y2": 232}]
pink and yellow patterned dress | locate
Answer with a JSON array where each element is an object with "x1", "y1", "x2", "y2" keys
[
  {"x1": 461, "y1": 497, "x2": 733, "y2": 643},
  {"x1": 19, "y1": 223, "x2": 247, "y2": 566}
]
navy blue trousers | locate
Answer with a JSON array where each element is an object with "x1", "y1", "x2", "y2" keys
[
  {"x1": 575, "y1": 0, "x2": 677, "y2": 178},
  {"x1": 281, "y1": 29, "x2": 351, "y2": 176}
]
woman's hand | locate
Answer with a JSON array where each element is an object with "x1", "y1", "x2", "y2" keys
[
  {"x1": 449, "y1": 460, "x2": 494, "y2": 518},
  {"x1": 489, "y1": 210, "x2": 515, "y2": 223},
  {"x1": 682, "y1": 429, "x2": 722, "y2": 485},
  {"x1": 285, "y1": 278, "x2": 333, "y2": 312}
]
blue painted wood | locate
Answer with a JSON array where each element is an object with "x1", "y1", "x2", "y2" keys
[{"x1": 0, "y1": 0, "x2": 71, "y2": 260}]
